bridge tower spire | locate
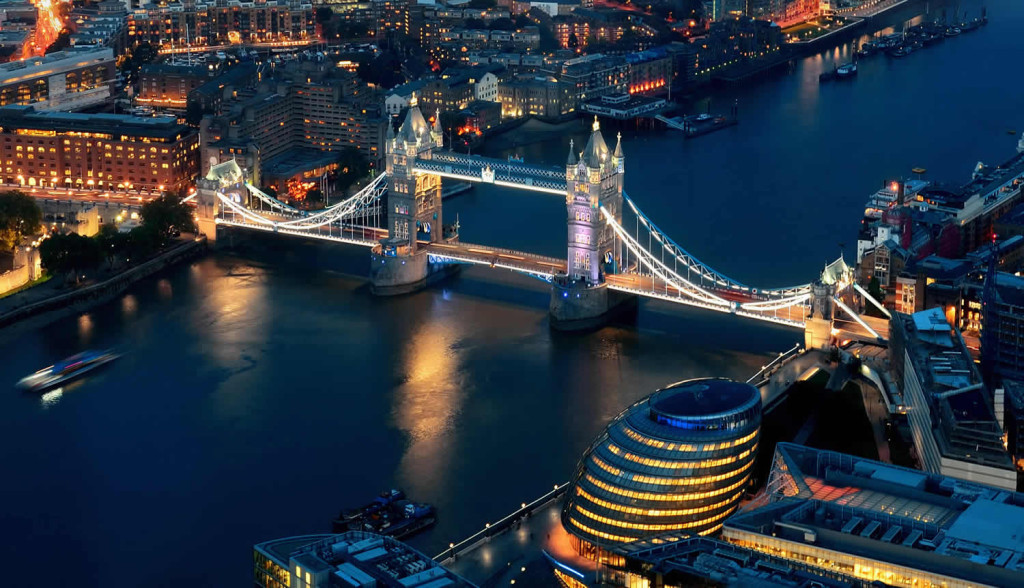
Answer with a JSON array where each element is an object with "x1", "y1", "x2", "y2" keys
[
  {"x1": 550, "y1": 117, "x2": 634, "y2": 329},
  {"x1": 371, "y1": 102, "x2": 455, "y2": 295}
]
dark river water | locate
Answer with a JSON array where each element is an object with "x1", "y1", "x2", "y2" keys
[{"x1": 2, "y1": 1, "x2": 1020, "y2": 585}]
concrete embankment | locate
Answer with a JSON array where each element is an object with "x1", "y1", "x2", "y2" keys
[{"x1": 0, "y1": 237, "x2": 207, "y2": 333}]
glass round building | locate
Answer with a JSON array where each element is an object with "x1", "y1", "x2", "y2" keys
[{"x1": 562, "y1": 378, "x2": 761, "y2": 560}]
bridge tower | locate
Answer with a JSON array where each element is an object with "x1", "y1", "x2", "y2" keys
[
  {"x1": 550, "y1": 118, "x2": 634, "y2": 329},
  {"x1": 195, "y1": 159, "x2": 247, "y2": 246},
  {"x1": 370, "y1": 99, "x2": 457, "y2": 295}
]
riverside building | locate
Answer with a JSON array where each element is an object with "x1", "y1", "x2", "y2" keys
[
  {"x1": 889, "y1": 308, "x2": 1016, "y2": 490},
  {"x1": 561, "y1": 378, "x2": 761, "y2": 564},
  {"x1": 0, "y1": 104, "x2": 199, "y2": 192},
  {"x1": 254, "y1": 531, "x2": 475, "y2": 588}
]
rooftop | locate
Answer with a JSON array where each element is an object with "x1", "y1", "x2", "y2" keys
[
  {"x1": 610, "y1": 534, "x2": 854, "y2": 587},
  {"x1": 650, "y1": 378, "x2": 760, "y2": 418},
  {"x1": 255, "y1": 531, "x2": 476, "y2": 587},
  {"x1": 728, "y1": 444, "x2": 1024, "y2": 587},
  {"x1": 0, "y1": 105, "x2": 191, "y2": 140},
  {"x1": 893, "y1": 308, "x2": 1011, "y2": 468}
]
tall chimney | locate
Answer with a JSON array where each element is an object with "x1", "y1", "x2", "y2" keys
[{"x1": 897, "y1": 181, "x2": 906, "y2": 206}]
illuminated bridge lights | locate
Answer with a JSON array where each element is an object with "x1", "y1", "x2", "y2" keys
[{"x1": 562, "y1": 378, "x2": 762, "y2": 560}]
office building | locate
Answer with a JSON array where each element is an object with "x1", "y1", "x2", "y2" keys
[
  {"x1": 254, "y1": 531, "x2": 476, "y2": 588},
  {"x1": 0, "y1": 104, "x2": 199, "y2": 193},
  {"x1": 127, "y1": 0, "x2": 315, "y2": 48},
  {"x1": 498, "y1": 75, "x2": 575, "y2": 120},
  {"x1": 0, "y1": 48, "x2": 116, "y2": 111},
  {"x1": 68, "y1": 0, "x2": 129, "y2": 57},
  {"x1": 562, "y1": 378, "x2": 761, "y2": 563},
  {"x1": 137, "y1": 62, "x2": 222, "y2": 110},
  {"x1": 545, "y1": 53, "x2": 628, "y2": 102},
  {"x1": 746, "y1": 0, "x2": 821, "y2": 28},
  {"x1": 200, "y1": 60, "x2": 387, "y2": 187},
  {"x1": 723, "y1": 443, "x2": 1024, "y2": 587},
  {"x1": 889, "y1": 307, "x2": 1016, "y2": 490},
  {"x1": 548, "y1": 532, "x2": 854, "y2": 587},
  {"x1": 979, "y1": 272, "x2": 1024, "y2": 384}
]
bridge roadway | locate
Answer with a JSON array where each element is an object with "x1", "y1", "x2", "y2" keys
[
  {"x1": 413, "y1": 152, "x2": 568, "y2": 195},
  {"x1": 219, "y1": 214, "x2": 815, "y2": 326},
  {"x1": 605, "y1": 274, "x2": 808, "y2": 327}
]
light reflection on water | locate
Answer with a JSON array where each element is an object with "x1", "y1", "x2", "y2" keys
[
  {"x1": 39, "y1": 387, "x2": 63, "y2": 407},
  {"x1": 121, "y1": 294, "x2": 138, "y2": 319},
  {"x1": 393, "y1": 300, "x2": 467, "y2": 496}
]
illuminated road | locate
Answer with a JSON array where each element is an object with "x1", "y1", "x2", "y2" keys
[
  {"x1": 21, "y1": 0, "x2": 65, "y2": 58},
  {"x1": 13, "y1": 185, "x2": 158, "y2": 204}
]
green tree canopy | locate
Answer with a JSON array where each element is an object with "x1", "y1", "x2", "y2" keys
[
  {"x1": 95, "y1": 223, "x2": 129, "y2": 269},
  {"x1": 315, "y1": 6, "x2": 334, "y2": 23},
  {"x1": 332, "y1": 147, "x2": 370, "y2": 193},
  {"x1": 39, "y1": 233, "x2": 101, "y2": 282},
  {"x1": 141, "y1": 193, "x2": 197, "y2": 244},
  {"x1": 0, "y1": 190, "x2": 42, "y2": 251}
]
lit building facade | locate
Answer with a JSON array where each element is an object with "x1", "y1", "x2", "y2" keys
[
  {"x1": 0, "y1": 48, "x2": 116, "y2": 111},
  {"x1": 127, "y1": 0, "x2": 315, "y2": 48},
  {"x1": 254, "y1": 532, "x2": 475, "y2": 587},
  {"x1": 723, "y1": 443, "x2": 1024, "y2": 588},
  {"x1": 0, "y1": 104, "x2": 199, "y2": 192},
  {"x1": 562, "y1": 378, "x2": 761, "y2": 563}
]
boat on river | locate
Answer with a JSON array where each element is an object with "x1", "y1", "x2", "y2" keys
[{"x1": 17, "y1": 350, "x2": 120, "y2": 392}]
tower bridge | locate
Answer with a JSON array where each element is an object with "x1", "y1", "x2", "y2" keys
[{"x1": 196, "y1": 103, "x2": 887, "y2": 346}]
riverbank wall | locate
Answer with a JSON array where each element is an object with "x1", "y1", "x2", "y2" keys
[{"x1": 0, "y1": 237, "x2": 207, "y2": 331}]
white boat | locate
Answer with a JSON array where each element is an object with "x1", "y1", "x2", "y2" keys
[
  {"x1": 863, "y1": 179, "x2": 929, "y2": 219},
  {"x1": 836, "y1": 63, "x2": 858, "y2": 78},
  {"x1": 17, "y1": 350, "x2": 120, "y2": 392}
]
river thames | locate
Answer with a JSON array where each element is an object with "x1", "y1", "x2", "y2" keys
[{"x1": 1, "y1": 1, "x2": 1020, "y2": 585}]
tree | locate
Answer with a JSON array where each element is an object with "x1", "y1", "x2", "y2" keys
[
  {"x1": 466, "y1": 0, "x2": 495, "y2": 8},
  {"x1": 865, "y1": 276, "x2": 884, "y2": 317},
  {"x1": 95, "y1": 223, "x2": 128, "y2": 269},
  {"x1": 0, "y1": 190, "x2": 42, "y2": 252},
  {"x1": 126, "y1": 225, "x2": 161, "y2": 261},
  {"x1": 140, "y1": 193, "x2": 196, "y2": 244},
  {"x1": 488, "y1": 17, "x2": 515, "y2": 31},
  {"x1": 568, "y1": 32, "x2": 579, "y2": 49},
  {"x1": 39, "y1": 233, "x2": 101, "y2": 284},
  {"x1": 316, "y1": 7, "x2": 334, "y2": 24},
  {"x1": 464, "y1": 17, "x2": 486, "y2": 30},
  {"x1": 185, "y1": 99, "x2": 205, "y2": 127},
  {"x1": 45, "y1": 29, "x2": 71, "y2": 55},
  {"x1": 331, "y1": 147, "x2": 370, "y2": 193}
]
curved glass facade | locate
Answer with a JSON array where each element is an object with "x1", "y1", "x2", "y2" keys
[{"x1": 562, "y1": 378, "x2": 761, "y2": 558}]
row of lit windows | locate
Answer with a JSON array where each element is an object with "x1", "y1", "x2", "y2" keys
[
  {"x1": 620, "y1": 424, "x2": 759, "y2": 453},
  {"x1": 567, "y1": 516, "x2": 637, "y2": 543},
  {"x1": 572, "y1": 501, "x2": 736, "y2": 533},
  {"x1": 584, "y1": 471, "x2": 751, "y2": 503},
  {"x1": 591, "y1": 454, "x2": 753, "y2": 488},
  {"x1": 725, "y1": 534, "x2": 966, "y2": 588},
  {"x1": 606, "y1": 442, "x2": 757, "y2": 471},
  {"x1": 574, "y1": 485, "x2": 743, "y2": 518}
]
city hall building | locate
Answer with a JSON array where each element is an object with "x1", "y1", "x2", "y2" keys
[{"x1": 561, "y1": 378, "x2": 761, "y2": 564}]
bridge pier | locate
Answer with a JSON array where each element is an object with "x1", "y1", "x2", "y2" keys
[
  {"x1": 369, "y1": 247, "x2": 460, "y2": 296},
  {"x1": 549, "y1": 278, "x2": 637, "y2": 331}
]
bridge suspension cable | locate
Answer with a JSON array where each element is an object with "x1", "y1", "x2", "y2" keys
[
  {"x1": 601, "y1": 205, "x2": 732, "y2": 307},
  {"x1": 622, "y1": 191, "x2": 811, "y2": 299},
  {"x1": 246, "y1": 183, "x2": 301, "y2": 215},
  {"x1": 218, "y1": 173, "x2": 388, "y2": 231}
]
